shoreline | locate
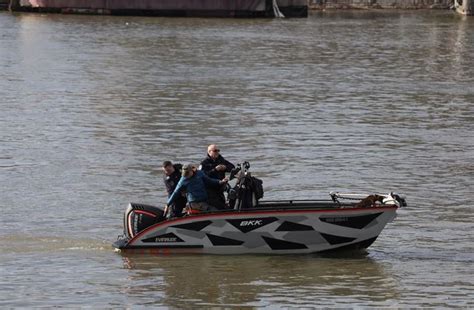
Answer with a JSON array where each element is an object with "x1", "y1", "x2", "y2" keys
[
  {"x1": 2, "y1": 0, "x2": 469, "y2": 16},
  {"x1": 0, "y1": 0, "x2": 456, "y2": 16}
]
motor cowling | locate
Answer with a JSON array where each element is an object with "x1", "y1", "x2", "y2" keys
[{"x1": 124, "y1": 203, "x2": 166, "y2": 238}]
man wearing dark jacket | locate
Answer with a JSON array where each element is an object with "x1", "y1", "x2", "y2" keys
[
  {"x1": 199, "y1": 145, "x2": 235, "y2": 209},
  {"x1": 162, "y1": 161, "x2": 186, "y2": 218}
]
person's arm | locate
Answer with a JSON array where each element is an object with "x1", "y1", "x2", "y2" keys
[
  {"x1": 200, "y1": 159, "x2": 220, "y2": 178},
  {"x1": 213, "y1": 158, "x2": 234, "y2": 176},
  {"x1": 164, "y1": 177, "x2": 174, "y2": 196},
  {"x1": 201, "y1": 171, "x2": 227, "y2": 187},
  {"x1": 167, "y1": 177, "x2": 186, "y2": 205},
  {"x1": 222, "y1": 158, "x2": 235, "y2": 173}
]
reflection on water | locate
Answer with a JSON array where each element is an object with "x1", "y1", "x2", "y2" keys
[
  {"x1": 1, "y1": 10, "x2": 473, "y2": 308},
  {"x1": 120, "y1": 253, "x2": 398, "y2": 307}
]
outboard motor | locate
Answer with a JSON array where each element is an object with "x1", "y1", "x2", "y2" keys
[
  {"x1": 123, "y1": 203, "x2": 166, "y2": 239},
  {"x1": 228, "y1": 162, "x2": 264, "y2": 210}
]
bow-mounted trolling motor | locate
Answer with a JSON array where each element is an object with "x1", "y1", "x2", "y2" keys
[{"x1": 330, "y1": 191, "x2": 407, "y2": 208}]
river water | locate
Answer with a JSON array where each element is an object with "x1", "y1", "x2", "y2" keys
[{"x1": 1, "y1": 10, "x2": 473, "y2": 308}]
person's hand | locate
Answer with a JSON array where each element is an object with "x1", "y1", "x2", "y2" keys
[
  {"x1": 216, "y1": 164, "x2": 226, "y2": 171},
  {"x1": 219, "y1": 178, "x2": 229, "y2": 185}
]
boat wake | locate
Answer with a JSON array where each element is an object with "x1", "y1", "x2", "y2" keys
[{"x1": 0, "y1": 234, "x2": 110, "y2": 254}]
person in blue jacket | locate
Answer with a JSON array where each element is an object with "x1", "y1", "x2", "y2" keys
[{"x1": 167, "y1": 164, "x2": 228, "y2": 213}]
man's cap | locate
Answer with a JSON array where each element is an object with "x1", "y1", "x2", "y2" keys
[{"x1": 182, "y1": 164, "x2": 196, "y2": 177}]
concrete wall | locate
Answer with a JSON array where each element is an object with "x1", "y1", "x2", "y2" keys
[
  {"x1": 278, "y1": 0, "x2": 308, "y2": 5},
  {"x1": 308, "y1": 0, "x2": 452, "y2": 9}
]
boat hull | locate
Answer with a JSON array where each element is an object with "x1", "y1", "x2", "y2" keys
[{"x1": 114, "y1": 206, "x2": 397, "y2": 254}]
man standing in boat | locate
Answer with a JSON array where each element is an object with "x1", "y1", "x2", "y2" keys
[
  {"x1": 162, "y1": 161, "x2": 187, "y2": 218},
  {"x1": 199, "y1": 144, "x2": 235, "y2": 209},
  {"x1": 167, "y1": 164, "x2": 228, "y2": 213}
]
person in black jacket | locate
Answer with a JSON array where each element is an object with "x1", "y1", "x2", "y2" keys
[
  {"x1": 162, "y1": 161, "x2": 187, "y2": 218},
  {"x1": 199, "y1": 145, "x2": 235, "y2": 209}
]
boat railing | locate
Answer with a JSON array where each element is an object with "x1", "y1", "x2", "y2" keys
[{"x1": 252, "y1": 199, "x2": 350, "y2": 210}]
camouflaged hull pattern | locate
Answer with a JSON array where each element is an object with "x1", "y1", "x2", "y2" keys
[{"x1": 117, "y1": 207, "x2": 397, "y2": 254}]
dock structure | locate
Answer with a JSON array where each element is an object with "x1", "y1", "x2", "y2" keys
[
  {"x1": 0, "y1": 0, "x2": 10, "y2": 10},
  {"x1": 309, "y1": 0, "x2": 452, "y2": 9},
  {"x1": 455, "y1": 0, "x2": 473, "y2": 15},
  {"x1": 8, "y1": 0, "x2": 308, "y2": 17}
]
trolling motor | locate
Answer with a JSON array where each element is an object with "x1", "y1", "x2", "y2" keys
[{"x1": 330, "y1": 191, "x2": 407, "y2": 208}]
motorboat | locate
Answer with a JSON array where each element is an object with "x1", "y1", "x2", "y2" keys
[{"x1": 113, "y1": 162, "x2": 406, "y2": 254}]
